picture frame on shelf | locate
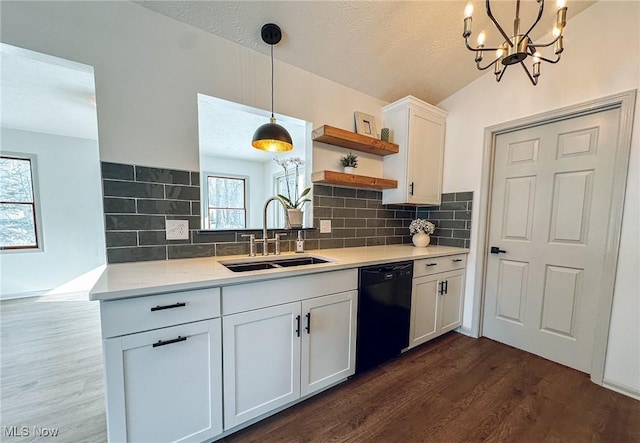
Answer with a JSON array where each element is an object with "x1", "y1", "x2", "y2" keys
[{"x1": 354, "y1": 111, "x2": 377, "y2": 138}]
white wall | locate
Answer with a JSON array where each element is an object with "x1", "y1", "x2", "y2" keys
[
  {"x1": 438, "y1": 1, "x2": 640, "y2": 395},
  {"x1": 0, "y1": 1, "x2": 386, "y2": 174},
  {"x1": 0, "y1": 129, "x2": 106, "y2": 298}
]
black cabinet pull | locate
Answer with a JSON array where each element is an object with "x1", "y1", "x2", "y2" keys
[
  {"x1": 153, "y1": 336, "x2": 187, "y2": 348},
  {"x1": 409, "y1": 182, "x2": 414, "y2": 196},
  {"x1": 295, "y1": 315, "x2": 301, "y2": 337},
  {"x1": 150, "y1": 302, "x2": 186, "y2": 312},
  {"x1": 452, "y1": 259, "x2": 463, "y2": 262},
  {"x1": 438, "y1": 281, "x2": 444, "y2": 295},
  {"x1": 444, "y1": 280, "x2": 449, "y2": 294},
  {"x1": 305, "y1": 313, "x2": 311, "y2": 334},
  {"x1": 426, "y1": 263, "x2": 438, "y2": 267},
  {"x1": 490, "y1": 246, "x2": 507, "y2": 254}
]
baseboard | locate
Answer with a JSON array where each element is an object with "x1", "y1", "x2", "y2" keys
[
  {"x1": 602, "y1": 379, "x2": 640, "y2": 401},
  {"x1": 456, "y1": 325, "x2": 474, "y2": 337}
]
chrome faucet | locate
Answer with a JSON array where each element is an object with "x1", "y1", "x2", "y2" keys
[{"x1": 261, "y1": 196, "x2": 290, "y2": 256}]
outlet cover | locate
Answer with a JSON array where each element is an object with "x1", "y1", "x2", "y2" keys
[
  {"x1": 319, "y1": 220, "x2": 332, "y2": 234},
  {"x1": 166, "y1": 220, "x2": 189, "y2": 240}
]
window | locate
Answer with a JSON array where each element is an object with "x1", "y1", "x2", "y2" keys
[
  {"x1": 274, "y1": 167, "x2": 305, "y2": 227},
  {"x1": 206, "y1": 175, "x2": 247, "y2": 229},
  {"x1": 0, "y1": 155, "x2": 40, "y2": 250}
]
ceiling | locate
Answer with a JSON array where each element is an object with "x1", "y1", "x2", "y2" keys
[
  {"x1": 0, "y1": 44, "x2": 98, "y2": 141},
  {"x1": 135, "y1": 0, "x2": 596, "y2": 105}
]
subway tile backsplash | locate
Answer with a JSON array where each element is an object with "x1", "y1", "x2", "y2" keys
[{"x1": 101, "y1": 162, "x2": 473, "y2": 263}]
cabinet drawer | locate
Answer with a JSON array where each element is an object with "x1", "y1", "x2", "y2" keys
[
  {"x1": 413, "y1": 254, "x2": 467, "y2": 278},
  {"x1": 101, "y1": 287, "x2": 221, "y2": 338}
]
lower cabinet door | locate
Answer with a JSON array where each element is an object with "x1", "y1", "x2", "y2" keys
[
  {"x1": 103, "y1": 319, "x2": 222, "y2": 443},
  {"x1": 301, "y1": 290, "x2": 357, "y2": 397},
  {"x1": 409, "y1": 275, "x2": 440, "y2": 348},
  {"x1": 223, "y1": 302, "x2": 301, "y2": 430},
  {"x1": 439, "y1": 270, "x2": 465, "y2": 333}
]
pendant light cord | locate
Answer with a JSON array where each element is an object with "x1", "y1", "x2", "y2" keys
[{"x1": 270, "y1": 44, "x2": 275, "y2": 119}]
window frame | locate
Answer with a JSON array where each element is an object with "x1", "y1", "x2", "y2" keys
[
  {"x1": 0, "y1": 153, "x2": 44, "y2": 252},
  {"x1": 273, "y1": 167, "x2": 305, "y2": 228},
  {"x1": 202, "y1": 172, "x2": 249, "y2": 230}
]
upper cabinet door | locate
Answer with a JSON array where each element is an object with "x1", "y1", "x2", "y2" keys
[{"x1": 382, "y1": 96, "x2": 447, "y2": 206}]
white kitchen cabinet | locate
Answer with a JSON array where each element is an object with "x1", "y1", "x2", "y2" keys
[
  {"x1": 382, "y1": 95, "x2": 447, "y2": 205},
  {"x1": 409, "y1": 255, "x2": 466, "y2": 349},
  {"x1": 103, "y1": 319, "x2": 223, "y2": 443},
  {"x1": 223, "y1": 289, "x2": 357, "y2": 430},
  {"x1": 301, "y1": 291, "x2": 357, "y2": 396},
  {"x1": 222, "y1": 302, "x2": 302, "y2": 429}
]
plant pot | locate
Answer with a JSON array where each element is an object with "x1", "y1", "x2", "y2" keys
[
  {"x1": 286, "y1": 208, "x2": 304, "y2": 229},
  {"x1": 412, "y1": 232, "x2": 431, "y2": 247},
  {"x1": 343, "y1": 166, "x2": 355, "y2": 174}
]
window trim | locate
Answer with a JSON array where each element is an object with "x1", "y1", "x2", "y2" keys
[
  {"x1": 0, "y1": 152, "x2": 44, "y2": 252},
  {"x1": 202, "y1": 172, "x2": 249, "y2": 230}
]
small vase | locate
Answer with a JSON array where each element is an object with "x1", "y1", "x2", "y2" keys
[
  {"x1": 343, "y1": 166, "x2": 355, "y2": 174},
  {"x1": 286, "y1": 208, "x2": 304, "y2": 229},
  {"x1": 412, "y1": 232, "x2": 431, "y2": 247}
]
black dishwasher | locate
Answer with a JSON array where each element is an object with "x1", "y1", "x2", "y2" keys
[{"x1": 356, "y1": 261, "x2": 413, "y2": 374}]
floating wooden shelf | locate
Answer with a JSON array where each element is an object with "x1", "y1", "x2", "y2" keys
[
  {"x1": 312, "y1": 125, "x2": 399, "y2": 156},
  {"x1": 312, "y1": 170, "x2": 398, "y2": 190}
]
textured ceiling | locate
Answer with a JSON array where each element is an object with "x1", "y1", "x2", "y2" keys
[{"x1": 134, "y1": 0, "x2": 595, "y2": 105}]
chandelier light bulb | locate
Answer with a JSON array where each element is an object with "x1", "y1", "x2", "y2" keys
[
  {"x1": 552, "y1": 26, "x2": 561, "y2": 38},
  {"x1": 465, "y1": 2, "x2": 474, "y2": 18},
  {"x1": 477, "y1": 31, "x2": 486, "y2": 46},
  {"x1": 496, "y1": 48, "x2": 504, "y2": 58},
  {"x1": 556, "y1": 0, "x2": 567, "y2": 9}
]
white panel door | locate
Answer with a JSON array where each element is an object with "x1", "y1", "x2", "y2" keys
[
  {"x1": 103, "y1": 319, "x2": 222, "y2": 443},
  {"x1": 483, "y1": 108, "x2": 621, "y2": 372},
  {"x1": 222, "y1": 302, "x2": 301, "y2": 429},
  {"x1": 300, "y1": 291, "x2": 357, "y2": 397}
]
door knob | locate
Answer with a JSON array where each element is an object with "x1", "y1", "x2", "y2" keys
[{"x1": 490, "y1": 246, "x2": 507, "y2": 254}]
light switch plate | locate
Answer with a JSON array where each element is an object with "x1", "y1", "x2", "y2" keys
[
  {"x1": 319, "y1": 219, "x2": 332, "y2": 234},
  {"x1": 166, "y1": 220, "x2": 189, "y2": 240}
]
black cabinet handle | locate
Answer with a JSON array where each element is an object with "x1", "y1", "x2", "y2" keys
[
  {"x1": 444, "y1": 280, "x2": 449, "y2": 294},
  {"x1": 490, "y1": 246, "x2": 507, "y2": 254},
  {"x1": 150, "y1": 302, "x2": 186, "y2": 312},
  {"x1": 426, "y1": 263, "x2": 438, "y2": 267},
  {"x1": 153, "y1": 336, "x2": 187, "y2": 348},
  {"x1": 438, "y1": 281, "x2": 444, "y2": 295},
  {"x1": 452, "y1": 259, "x2": 463, "y2": 262},
  {"x1": 409, "y1": 182, "x2": 414, "y2": 196},
  {"x1": 295, "y1": 315, "x2": 301, "y2": 337},
  {"x1": 305, "y1": 313, "x2": 311, "y2": 334}
]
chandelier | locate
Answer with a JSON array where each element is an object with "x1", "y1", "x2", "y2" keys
[{"x1": 462, "y1": 0, "x2": 568, "y2": 85}]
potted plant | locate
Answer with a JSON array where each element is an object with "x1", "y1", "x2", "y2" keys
[
  {"x1": 340, "y1": 152, "x2": 358, "y2": 174},
  {"x1": 409, "y1": 218, "x2": 435, "y2": 247},
  {"x1": 274, "y1": 157, "x2": 311, "y2": 228}
]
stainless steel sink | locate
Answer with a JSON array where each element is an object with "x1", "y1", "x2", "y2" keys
[{"x1": 221, "y1": 255, "x2": 331, "y2": 272}]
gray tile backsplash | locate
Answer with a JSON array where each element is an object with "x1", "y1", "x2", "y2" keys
[{"x1": 101, "y1": 162, "x2": 473, "y2": 263}]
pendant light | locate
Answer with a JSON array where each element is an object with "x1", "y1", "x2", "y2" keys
[{"x1": 252, "y1": 23, "x2": 293, "y2": 152}]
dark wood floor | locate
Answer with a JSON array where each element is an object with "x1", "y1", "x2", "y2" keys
[{"x1": 223, "y1": 333, "x2": 640, "y2": 443}]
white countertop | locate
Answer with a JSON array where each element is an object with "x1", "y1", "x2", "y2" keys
[{"x1": 90, "y1": 245, "x2": 469, "y2": 301}]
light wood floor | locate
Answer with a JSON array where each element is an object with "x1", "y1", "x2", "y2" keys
[
  {"x1": 1, "y1": 297, "x2": 638, "y2": 442},
  {"x1": 0, "y1": 297, "x2": 107, "y2": 442}
]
